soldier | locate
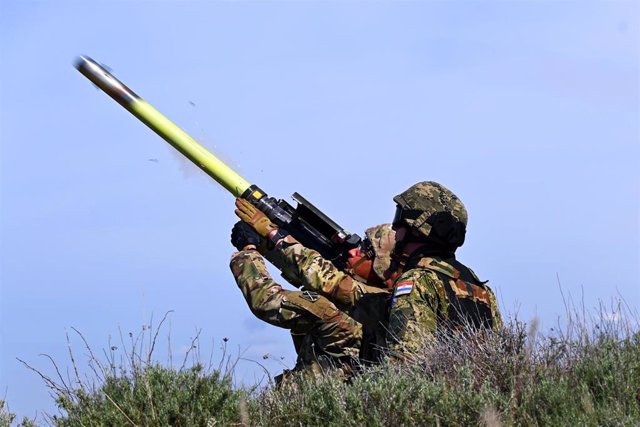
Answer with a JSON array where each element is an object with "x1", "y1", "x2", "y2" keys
[
  {"x1": 271, "y1": 221, "x2": 398, "y2": 365},
  {"x1": 386, "y1": 181, "x2": 502, "y2": 357},
  {"x1": 230, "y1": 221, "x2": 362, "y2": 381},
  {"x1": 231, "y1": 199, "x2": 398, "y2": 371}
]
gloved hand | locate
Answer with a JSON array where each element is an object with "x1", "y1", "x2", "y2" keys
[
  {"x1": 235, "y1": 198, "x2": 278, "y2": 237},
  {"x1": 230, "y1": 221, "x2": 264, "y2": 251}
]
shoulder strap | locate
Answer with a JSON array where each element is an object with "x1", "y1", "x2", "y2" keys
[
  {"x1": 416, "y1": 257, "x2": 460, "y2": 279},
  {"x1": 416, "y1": 257, "x2": 491, "y2": 305}
]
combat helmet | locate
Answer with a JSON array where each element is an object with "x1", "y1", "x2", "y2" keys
[
  {"x1": 363, "y1": 224, "x2": 396, "y2": 280},
  {"x1": 392, "y1": 181, "x2": 468, "y2": 249}
]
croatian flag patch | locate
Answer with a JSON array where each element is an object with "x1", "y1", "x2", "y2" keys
[{"x1": 394, "y1": 281, "x2": 414, "y2": 297}]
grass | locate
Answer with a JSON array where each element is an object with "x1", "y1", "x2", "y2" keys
[
  {"x1": 12, "y1": 301, "x2": 640, "y2": 426},
  {"x1": 250, "y1": 316, "x2": 639, "y2": 426}
]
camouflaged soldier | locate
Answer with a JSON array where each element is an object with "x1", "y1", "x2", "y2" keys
[
  {"x1": 272, "y1": 222, "x2": 397, "y2": 365},
  {"x1": 232, "y1": 199, "x2": 397, "y2": 366},
  {"x1": 387, "y1": 181, "x2": 502, "y2": 357},
  {"x1": 229, "y1": 221, "x2": 362, "y2": 379}
]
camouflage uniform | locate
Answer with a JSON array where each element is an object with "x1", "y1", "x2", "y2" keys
[
  {"x1": 231, "y1": 222, "x2": 396, "y2": 366},
  {"x1": 230, "y1": 248, "x2": 362, "y2": 376},
  {"x1": 386, "y1": 182, "x2": 502, "y2": 357},
  {"x1": 388, "y1": 255, "x2": 502, "y2": 355},
  {"x1": 266, "y1": 226, "x2": 395, "y2": 365}
]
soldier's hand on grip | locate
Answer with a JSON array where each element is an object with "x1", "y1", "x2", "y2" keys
[
  {"x1": 235, "y1": 198, "x2": 278, "y2": 237},
  {"x1": 231, "y1": 221, "x2": 265, "y2": 251}
]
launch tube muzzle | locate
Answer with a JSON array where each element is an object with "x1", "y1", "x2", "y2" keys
[{"x1": 74, "y1": 56, "x2": 252, "y2": 197}]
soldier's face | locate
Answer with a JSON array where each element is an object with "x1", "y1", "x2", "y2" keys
[
  {"x1": 393, "y1": 225, "x2": 425, "y2": 259},
  {"x1": 390, "y1": 226, "x2": 410, "y2": 265},
  {"x1": 394, "y1": 226, "x2": 408, "y2": 243},
  {"x1": 392, "y1": 205, "x2": 404, "y2": 229}
]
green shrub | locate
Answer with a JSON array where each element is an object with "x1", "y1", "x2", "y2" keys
[
  {"x1": 51, "y1": 363, "x2": 243, "y2": 426},
  {"x1": 21, "y1": 308, "x2": 640, "y2": 426},
  {"x1": 0, "y1": 401, "x2": 15, "y2": 427},
  {"x1": 247, "y1": 315, "x2": 640, "y2": 426}
]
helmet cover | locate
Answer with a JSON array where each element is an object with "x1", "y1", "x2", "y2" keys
[
  {"x1": 363, "y1": 223, "x2": 396, "y2": 279},
  {"x1": 393, "y1": 181, "x2": 467, "y2": 248}
]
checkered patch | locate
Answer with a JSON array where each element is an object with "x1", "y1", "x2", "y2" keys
[{"x1": 394, "y1": 281, "x2": 414, "y2": 297}]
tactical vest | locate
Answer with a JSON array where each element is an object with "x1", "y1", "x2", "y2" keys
[{"x1": 416, "y1": 257, "x2": 494, "y2": 330}]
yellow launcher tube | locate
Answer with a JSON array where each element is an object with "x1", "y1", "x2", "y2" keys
[
  {"x1": 130, "y1": 100, "x2": 250, "y2": 196},
  {"x1": 75, "y1": 56, "x2": 251, "y2": 197}
]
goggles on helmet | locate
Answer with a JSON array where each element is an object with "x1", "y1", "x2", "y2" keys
[
  {"x1": 392, "y1": 204, "x2": 422, "y2": 229},
  {"x1": 392, "y1": 205, "x2": 404, "y2": 228}
]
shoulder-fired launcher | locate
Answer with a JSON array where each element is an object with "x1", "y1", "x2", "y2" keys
[{"x1": 75, "y1": 56, "x2": 361, "y2": 268}]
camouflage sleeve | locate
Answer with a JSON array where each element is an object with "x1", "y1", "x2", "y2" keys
[
  {"x1": 387, "y1": 268, "x2": 446, "y2": 356},
  {"x1": 229, "y1": 250, "x2": 363, "y2": 363},
  {"x1": 271, "y1": 239, "x2": 387, "y2": 308},
  {"x1": 229, "y1": 249, "x2": 289, "y2": 327}
]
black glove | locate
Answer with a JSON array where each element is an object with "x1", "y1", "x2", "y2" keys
[{"x1": 231, "y1": 221, "x2": 264, "y2": 251}]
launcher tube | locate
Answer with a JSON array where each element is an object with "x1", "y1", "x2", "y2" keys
[{"x1": 75, "y1": 55, "x2": 251, "y2": 197}]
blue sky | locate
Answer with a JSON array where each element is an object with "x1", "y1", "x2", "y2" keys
[{"x1": 1, "y1": 1, "x2": 638, "y2": 421}]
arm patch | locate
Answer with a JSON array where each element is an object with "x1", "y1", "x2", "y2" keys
[
  {"x1": 394, "y1": 281, "x2": 414, "y2": 297},
  {"x1": 390, "y1": 281, "x2": 414, "y2": 306}
]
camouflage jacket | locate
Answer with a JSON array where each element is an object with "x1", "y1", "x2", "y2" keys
[
  {"x1": 229, "y1": 249, "x2": 362, "y2": 371},
  {"x1": 265, "y1": 237, "x2": 392, "y2": 364},
  {"x1": 387, "y1": 254, "x2": 502, "y2": 356}
]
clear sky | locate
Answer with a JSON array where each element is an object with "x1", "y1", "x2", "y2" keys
[{"x1": 1, "y1": 0, "x2": 638, "y2": 422}]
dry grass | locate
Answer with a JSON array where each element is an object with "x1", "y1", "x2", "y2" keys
[{"x1": 14, "y1": 300, "x2": 640, "y2": 426}]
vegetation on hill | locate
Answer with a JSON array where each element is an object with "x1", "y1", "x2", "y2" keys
[{"x1": 10, "y1": 304, "x2": 640, "y2": 426}]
